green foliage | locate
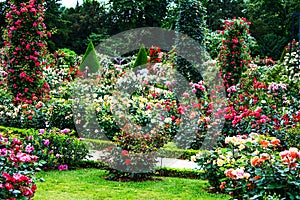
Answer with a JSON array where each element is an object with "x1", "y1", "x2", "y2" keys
[
  {"x1": 44, "y1": 0, "x2": 64, "y2": 52},
  {"x1": 284, "y1": 124, "x2": 300, "y2": 150},
  {"x1": 0, "y1": 126, "x2": 89, "y2": 171},
  {"x1": 59, "y1": 0, "x2": 108, "y2": 54},
  {"x1": 244, "y1": 0, "x2": 300, "y2": 60},
  {"x1": 80, "y1": 40, "x2": 100, "y2": 73},
  {"x1": 257, "y1": 33, "x2": 289, "y2": 60},
  {"x1": 174, "y1": 0, "x2": 206, "y2": 84},
  {"x1": 155, "y1": 167, "x2": 203, "y2": 179},
  {"x1": 56, "y1": 48, "x2": 78, "y2": 67},
  {"x1": 108, "y1": 0, "x2": 168, "y2": 35},
  {"x1": 0, "y1": 125, "x2": 35, "y2": 138},
  {"x1": 203, "y1": 0, "x2": 246, "y2": 31},
  {"x1": 133, "y1": 45, "x2": 148, "y2": 68},
  {"x1": 162, "y1": 1, "x2": 179, "y2": 30},
  {"x1": 47, "y1": 98, "x2": 76, "y2": 132},
  {"x1": 175, "y1": 0, "x2": 206, "y2": 45},
  {"x1": 0, "y1": 0, "x2": 8, "y2": 47}
]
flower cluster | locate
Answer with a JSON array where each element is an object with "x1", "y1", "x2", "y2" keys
[
  {"x1": 217, "y1": 17, "x2": 251, "y2": 89},
  {"x1": 23, "y1": 128, "x2": 88, "y2": 171},
  {"x1": 3, "y1": 0, "x2": 51, "y2": 104},
  {"x1": 0, "y1": 134, "x2": 41, "y2": 199},
  {"x1": 149, "y1": 46, "x2": 163, "y2": 63},
  {"x1": 195, "y1": 134, "x2": 300, "y2": 199}
]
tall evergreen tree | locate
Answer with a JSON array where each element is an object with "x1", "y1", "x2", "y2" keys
[
  {"x1": 108, "y1": 0, "x2": 168, "y2": 35},
  {"x1": 44, "y1": 0, "x2": 65, "y2": 52},
  {"x1": 0, "y1": 0, "x2": 9, "y2": 47},
  {"x1": 60, "y1": 0, "x2": 108, "y2": 54},
  {"x1": 175, "y1": 0, "x2": 206, "y2": 84}
]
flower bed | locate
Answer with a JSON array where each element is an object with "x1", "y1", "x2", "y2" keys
[{"x1": 195, "y1": 133, "x2": 300, "y2": 199}]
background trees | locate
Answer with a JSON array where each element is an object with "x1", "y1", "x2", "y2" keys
[{"x1": 0, "y1": 0, "x2": 299, "y2": 59}]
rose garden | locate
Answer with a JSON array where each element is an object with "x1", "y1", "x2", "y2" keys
[{"x1": 0, "y1": 0, "x2": 299, "y2": 199}]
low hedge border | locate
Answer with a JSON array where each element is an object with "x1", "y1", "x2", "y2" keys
[
  {"x1": 155, "y1": 167, "x2": 204, "y2": 179},
  {"x1": 0, "y1": 125, "x2": 34, "y2": 138}
]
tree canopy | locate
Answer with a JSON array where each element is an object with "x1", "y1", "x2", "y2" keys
[{"x1": 0, "y1": 0, "x2": 299, "y2": 59}]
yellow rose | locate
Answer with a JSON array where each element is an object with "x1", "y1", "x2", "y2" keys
[{"x1": 217, "y1": 158, "x2": 225, "y2": 166}]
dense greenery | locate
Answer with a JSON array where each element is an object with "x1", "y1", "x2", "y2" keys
[{"x1": 1, "y1": 0, "x2": 299, "y2": 58}]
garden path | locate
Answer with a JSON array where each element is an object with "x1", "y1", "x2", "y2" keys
[{"x1": 88, "y1": 150, "x2": 200, "y2": 169}]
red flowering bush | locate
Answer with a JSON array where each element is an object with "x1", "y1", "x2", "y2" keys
[
  {"x1": 220, "y1": 50, "x2": 299, "y2": 147},
  {"x1": 3, "y1": 0, "x2": 51, "y2": 104},
  {"x1": 0, "y1": 134, "x2": 43, "y2": 199},
  {"x1": 149, "y1": 46, "x2": 162, "y2": 63},
  {"x1": 217, "y1": 17, "x2": 251, "y2": 90},
  {"x1": 195, "y1": 134, "x2": 300, "y2": 199}
]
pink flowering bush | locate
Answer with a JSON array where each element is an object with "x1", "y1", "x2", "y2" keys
[
  {"x1": 217, "y1": 17, "x2": 251, "y2": 89},
  {"x1": 3, "y1": 0, "x2": 51, "y2": 104},
  {"x1": 0, "y1": 134, "x2": 43, "y2": 199},
  {"x1": 22, "y1": 128, "x2": 89, "y2": 170},
  {"x1": 195, "y1": 133, "x2": 300, "y2": 199}
]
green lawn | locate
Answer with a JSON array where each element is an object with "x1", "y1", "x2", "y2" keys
[{"x1": 35, "y1": 168, "x2": 228, "y2": 200}]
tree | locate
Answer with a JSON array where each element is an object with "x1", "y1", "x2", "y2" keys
[
  {"x1": 108, "y1": 0, "x2": 168, "y2": 35},
  {"x1": 43, "y1": 0, "x2": 65, "y2": 52},
  {"x1": 133, "y1": 45, "x2": 148, "y2": 68},
  {"x1": 60, "y1": 0, "x2": 108, "y2": 54},
  {"x1": 0, "y1": 0, "x2": 9, "y2": 47},
  {"x1": 244, "y1": 0, "x2": 300, "y2": 60},
  {"x1": 175, "y1": 0, "x2": 206, "y2": 84},
  {"x1": 203, "y1": 0, "x2": 246, "y2": 31}
]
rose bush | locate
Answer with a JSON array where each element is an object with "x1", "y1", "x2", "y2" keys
[
  {"x1": 0, "y1": 134, "x2": 44, "y2": 199},
  {"x1": 22, "y1": 128, "x2": 89, "y2": 170},
  {"x1": 194, "y1": 133, "x2": 300, "y2": 199},
  {"x1": 3, "y1": 0, "x2": 51, "y2": 104}
]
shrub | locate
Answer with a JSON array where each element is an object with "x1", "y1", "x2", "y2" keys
[
  {"x1": 80, "y1": 40, "x2": 100, "y2": 74},
  {"x1": 194, "y1": 133, "x2": 300, "y2": 199},
  {"x1": 0, "y1": 134, "x2": 44, "y2": 199},
  {"x1": 47, "y1": 98, "x2": 75, "y2": 131},
  {"x1": 22, "y1": 128, "x2": 89, "y2": 170},
  {"x1": 217, "y1": 17, "x2": 251, "y2": 89},
  {"x1": 155, "y1": 167, "x2": 203, "y2": 179},
  {"x1": 133, "y1": 45, "x2": 148, "y2": 68},
  {"x1": 0, "y1": 126, "x2": 89, "y2": 171},
  {"x1": 0, "y1": 93, "x2": 47, "y2": 129}
]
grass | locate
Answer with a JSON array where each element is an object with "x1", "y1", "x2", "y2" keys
[{"x1": 35, "y1": 168, "x2": 229, "y2": 200}]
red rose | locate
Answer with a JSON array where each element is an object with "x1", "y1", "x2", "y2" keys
[
  {"x1": 5, "y1": 182, "x2": 13, "y2": 190},
  {"x1": 125, "y1": 159, "x2": 131, "y2": 166}
]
